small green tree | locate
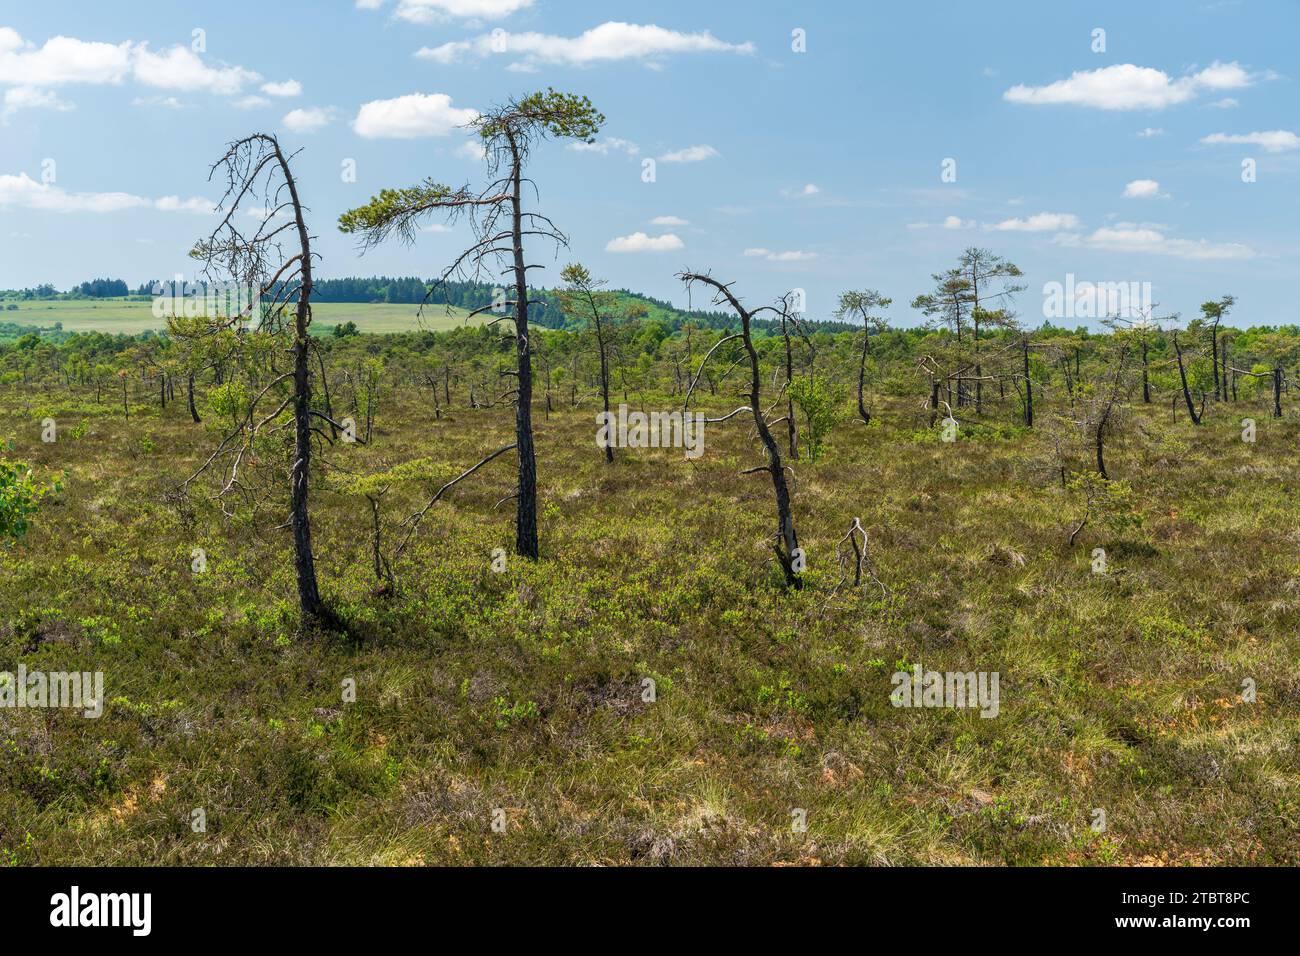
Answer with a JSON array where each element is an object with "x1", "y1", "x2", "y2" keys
[
  {"x1": 0, "y1": 445, "x2": 58, "y2": 547},
  {"x1": 788, "y1": 377, "x2": 844, "y2": 462}
]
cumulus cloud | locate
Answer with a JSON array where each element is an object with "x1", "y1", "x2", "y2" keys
[
  {"x1": 1123, "y1": 179, "x2": 1166, "y2": 199},
  {"x1": 416, "y1": 21, "x2": 754, "y2": 68},
  {"x1": 261, "y1": 79, "x2": 302, "y2": 97},
  {"x1": 352, "y1": 92, "x2": 478, "y2": 139},
  {"x1": 282, "y1": 106, "x2": 335, "y2": 133},
  {"x1": 0, "y1": 171, "x2": 213, "y2": 215},
  {"x1": 650, "y1": 215, "x2": 688, "y2": 226},
  {"x1": 3, "y1": 86, "x2": 73, "y2": 118},
  {"x1": 131, "y1": 44, "x2": 260, "y2": 94},
  {"x1": 1137, "y1": 127, "x2": 1164, "y2": 138},
  {"x1": 1200, "y1": 130, "x2": 1300, "y2": 152},
  {"x1": 0, "y1": 28, "x2": 267, "y2": 117},
  {"x1": 606, "y1": 232, "x2": 683, "y2": 253},
  {"x1": 989, "y1": 212, "x2": 1081, "y2": 232},
  {"x1": 744, "y1": 248, "x2": 816, "y2": 262},
  {"x1": 660, "y1": 144, "x2": 718, "y2": 163},
  {"x1": 1084, "y1": 223, "x2": 1253, "y2": 259},
  {"x1": 394, "y1": 0, "x2": 534, "y2": 22},
  {"x1": 568, "y1": 137, "x2": 639, "y2": 155},
  {"x1": 1004, "y1": 61, "x2": 1254, "y2": 111},
  {"x1": 781, "y1": 182, "x2": 820, "y2": 198}
]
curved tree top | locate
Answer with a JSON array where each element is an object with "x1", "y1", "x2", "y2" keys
[{"x1": 338, "y1": 89, "x2": 602, "y2": 248}]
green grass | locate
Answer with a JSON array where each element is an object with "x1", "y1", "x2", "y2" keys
[
  {"x1": 1, "y1": 298, "x2": 478, "y2": 335},
  {"x1": 0, "y1": 376, "x2": 1296, "y2": 866}
]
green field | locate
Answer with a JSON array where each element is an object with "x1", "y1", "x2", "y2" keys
[{"x1": 2, "y1": 298, "x2": 477, "y2": 336}]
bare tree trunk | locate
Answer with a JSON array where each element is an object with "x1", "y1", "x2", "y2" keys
[
  {"x1": 1022, "y1": 338, "x2": 1033, "y2": 427},
  {"x1": 187, "y1": 373, "x2": 201, "y2": 423},
  {"x1": 1172, "y1": 333, "x2": 1202, "y2": 426},
  {"x1": 282, "y1": 146, "x2": 325, "y2": 622},
  {"x1": 1274, "y1": 367, "x2": 1283, "y2": 418},
  {"x1": 856, "y1": 319, "x2": 871, "y2": 425},
  {"x1": 1141, "y1": 338, "x2": 1150, "y2": 403},
  {"x1": 509, "y1": 135, "x2": 539, "y2": 560}
]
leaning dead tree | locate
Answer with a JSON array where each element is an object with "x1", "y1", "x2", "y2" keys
[
  {"x1": 680, "y1": 271, "x2": 802, "y2": 589},
  {"x1": 340, "y1": 89, "x2": 604, "y2": 560},
  {"x1": 181, "y1": 132, "x2": 345, "y2": 625}
]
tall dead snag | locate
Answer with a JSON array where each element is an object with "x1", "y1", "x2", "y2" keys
[
  {"x1": 834, "y1": 290, "x2": 892, "y2": 425},
  {"x1": 183, "y1": 133, "x2": 341, "y2": 624},
  {"x1": 558, "y1": 263, "x2": 614, "y2": 463},
  {"x1": 679, "y1": 271, "x2": 802, "y2": 589},
  {"x1": 340, "y1": 89, "x2": 603, "y2": 560}
]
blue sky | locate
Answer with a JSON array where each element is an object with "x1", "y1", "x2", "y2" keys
[{"x1": 1, "y1": 0, "x2": 1297, "y2": 327}]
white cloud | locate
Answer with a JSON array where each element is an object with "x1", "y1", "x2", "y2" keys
[
  {"x1": 233, "y1": 95, "x2": 270, "y2": 110},
  {"x1": 416, "y1": 21, "x2": 754, "y2": 67},
  {"x1": 781, "y1": 182, "x2": 820, "y2": 198},
  {"x1": 154, "y1": 195, "x2": 217, "y2": 214},
  {"x1": 395, "y1": 0, "x2": 534, "y2": 22},
  {"x1": 1207, "y1": 97, "x2": 1239, "y2": 109},
  {"x1": 0, "y1": 171, "x2": 213, "y2": 215},
  {"x1": 0, "y1": 33, "x2": 133, "y2": 87},
  {"x1": 1137, "y1": 127, "x2": 1164, "y2": 138},
  {"x1": 943, "y1": 215, "x2": 974, "y2": 230},
  {"x1": 989, "y1": 212, "x2": 1081, "y2": 232},
  {"x1": 1085, "y1": 223, "x2": 1254, "y2": 259},
  {"x1": 606, "y1": 231, "x2": 683, "y2": 253},
  {"x1": 568, "y1": 137, "x2": 639, "y2": 155},
  {"x1": 283, "y1": 106, "x2": 334, "y2": 133},
  {"x1": 744, "y1": 247, "x2": 816, "y2": 262},
  {"x1": 3, "y1": 86, "x2": 73, "y2": 118},
  {"x1": 650, "y1": 215, "x2": 688, "y2": 226},
  {"x1": 455, "y1": 139, "x2": 487, "y2": 160},
  {"x1": 1004, "y1": 61, "x2": 1255, "y2": 111},
  {"x1": 353, "y1": 92, "x2": 478, "y2": 139},
  {"x1": 356, "y1": 0, "x2": 385, "y2": 9},
  {"x1": 1201, "y1": 130, "x2": 1300, "y2": 152},
  {"x1": 262, "y1": 79, "x2": 302, "y2": 98},
  {"x1": 660, "y1": 144, "x2": 718, "y2": 163},
  {"x1": 131, "y1": 44, "x2": 260, "y2": 94},
  {"x1": 1123, "y1": 179, "x2": 1166, "y2": 199}
]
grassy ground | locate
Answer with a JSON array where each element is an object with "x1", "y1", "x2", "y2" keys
[
  {"x1": 1, "y1": 299, "x2": 475, "y2": 336},
  {"x1": 0, "y1": 380, "x2": 1296, "y2": 865}
]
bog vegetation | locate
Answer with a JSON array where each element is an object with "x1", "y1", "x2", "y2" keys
[{"x1": 0, "y1": 95, "x2": 1296, "y2": 865}]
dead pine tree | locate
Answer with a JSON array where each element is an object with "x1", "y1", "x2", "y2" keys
[
  {"x1": 834, "y1": 289, "x2": 892, "y2": 426},
  {"x1": 679, "y1": 271, "x2": 803, "y2": 589},
  {"x1": 181, "y1": 133, "x2": 349, "y2": 627},
  {"x1": 340, "y1": 89, "x2": 604, "y2": 560}
]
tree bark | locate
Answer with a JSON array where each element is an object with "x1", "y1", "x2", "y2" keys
[
  {"x1": 279, "y1": 141, "x2": 324, "y2": 622},
  {"x1": 508, "y1": 133, "x2": 539, "y2": 560}
]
